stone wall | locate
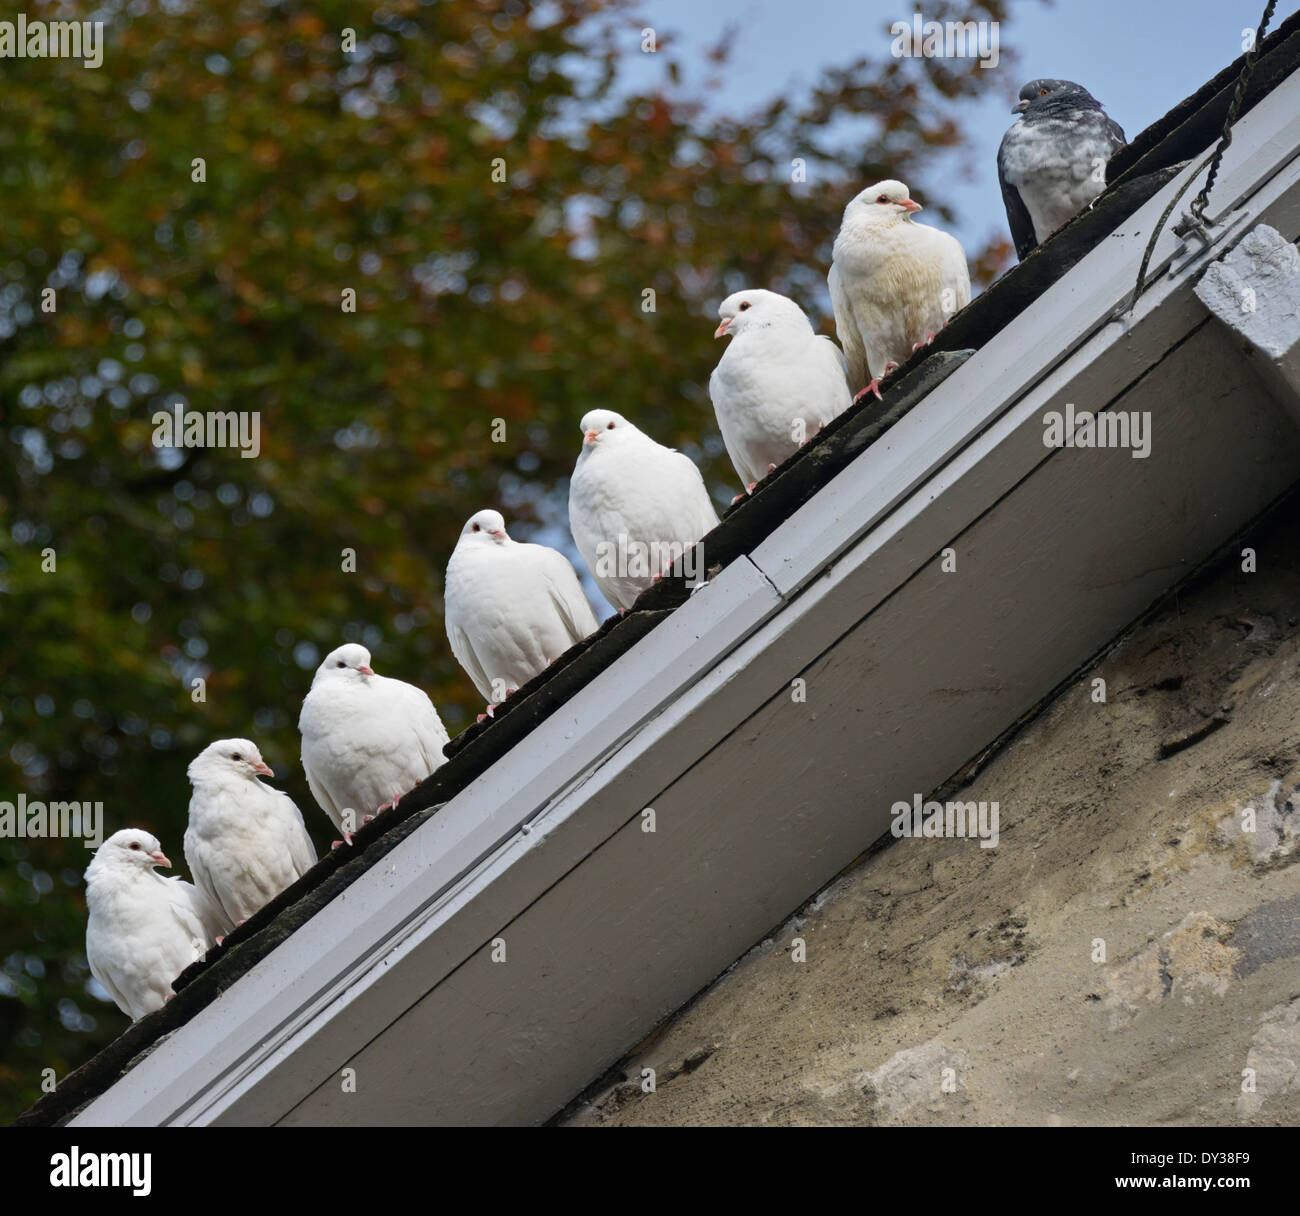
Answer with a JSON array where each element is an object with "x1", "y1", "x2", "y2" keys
[{"x1": 565, "y1": 492, "x2": 1300, "y2": 1126}]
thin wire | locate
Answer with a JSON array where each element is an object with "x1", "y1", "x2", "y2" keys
[
  {"x1": 1190, "y1": 0, "x2": 1278, "y2": 221},
  {"x1": 1125, "y1": 0, "x2": 1278, "y2": 315},
  {"x1": 1125, "y1": 153, "x2": 1215, "y2": 316}
]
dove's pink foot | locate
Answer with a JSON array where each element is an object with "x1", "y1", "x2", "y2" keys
[
  {"x1": 730, "y1": 491, "x2": 746, "y2": 504},
  {"x1": 854, "y1": 361, "x2": 900, "y2": 404},
  {"x1": 911, "y1": 333, "x2": 936, "y2": 352},
  {"x1": 214, "y1": 936, "x2": 224, "y2": 947}
]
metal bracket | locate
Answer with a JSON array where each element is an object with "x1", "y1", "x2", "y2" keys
[
  {"x1": 1112, "y1": 204, "x2": 1256, "y2": 327},
  {"x1": 1166, "y1": 206, "x2": 1253, "y2": 278}
]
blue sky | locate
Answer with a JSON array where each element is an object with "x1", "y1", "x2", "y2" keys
[{"x1": 623, "y1": 0, "x2": 1268, "y2": 251}]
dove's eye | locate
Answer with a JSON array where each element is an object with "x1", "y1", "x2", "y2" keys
[
  {"x1": 1039, "y1": 87, "x2": 1049, "y2": 96},
  {"x1": 336, "y1": 661, "x2": 345, "y2": 668},
  {"x1": 739, "y1": 302, "x2": 750, "y2": 311},
  {"x1": 876, "y1": 195, "x2": 889, "y2": 203},
  {"x1": 231, "y1": 752, "x2": 242, "y2": 761},
  {"x1": 606, "y1": 421, "x2": 615, "y2": 430},
  {"x1": 129, "y1": 842, "x2": 140, "y2": 851},
  {"x1": 472, "y1": 523, "x2": 479, "y2": 532}
]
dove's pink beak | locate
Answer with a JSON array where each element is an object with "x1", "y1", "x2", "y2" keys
[
  {"x1": 254, "y1": 759, "x2": 274, "y2": 777},
  {"x1": 150, "y1": 851, "x2": 171, "y2": 868},
  {"x1": 583, "y1": 430, "x2": 600, "y2": 445},
  {"x1": 900, "y1": 199, "x2": 922, "y2": 212},
  {"x1": 489, "y1": 529, "x2": 506, "y2": 539},
  {"x1": 714, "y1": 317, "x2": 732, "y2": 338},
  {"x1": 358, "y1": 665, "x2": 375, "y2": 676}
]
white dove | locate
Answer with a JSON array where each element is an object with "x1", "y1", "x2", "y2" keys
[
  {"x1": 84, "y1": 828, "x2": 224, "y2": 1021},
  {"x1": 183, "y1": 738, "x2": 318, "y2": 929},
  {"x1": 298, "y1": 643, "x2": 449, "y2": 844},
  {"x1": 445, "y1": 509, "x2": 600, "y2": 710},
  {"x1": 710, "y1": 289, "x2": 852, "y2": 493},
  {"x1": 568, "y1": 409, "x2": 720, "y2": 613},
  {"x1": 828, "y1": 179, "x2": 971, "y2": 400}
]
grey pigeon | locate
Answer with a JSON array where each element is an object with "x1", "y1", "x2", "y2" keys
[{"x1": 997, "y1": 78, "x2": 1126, "y2": 261}]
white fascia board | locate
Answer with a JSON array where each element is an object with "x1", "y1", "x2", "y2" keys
[{"x1": 72, "y1": 64, "x2": 1300, "y2": 1127}]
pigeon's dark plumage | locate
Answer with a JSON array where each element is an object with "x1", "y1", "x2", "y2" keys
[{"x1": 997, "y1": 79, "x2": 1126, "y2": 261}]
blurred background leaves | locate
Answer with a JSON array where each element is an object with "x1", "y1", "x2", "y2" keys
[{"x1": 0, "y1": 0, "x2": 1016, "y2": 1121}]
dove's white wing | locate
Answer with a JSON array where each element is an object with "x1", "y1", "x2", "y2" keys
[
  {"x1": 182, "y1": 826, "x2": 237, "y2": 930},
  {"x1": 828, "y1": 261, "x2": 869, "y2": 392},
  {"x1": 161, "y1": 875, "x2": 219, "y2": 951},
  {"x1": 444, "y1": 552, "x2": 496, "y2": 700},
  {"x1": 805, "y1": 334, "x2": 854, "y2": 431},
  {"x1": 815, "y1": 333, "x2": 850, "y2": 381},
  {"x1": 272, "y1": 787, "x2": 318, "y2": 881},
  {"x1": 301, "y1": 742, "x2": 349, "y2": 834},
  {"x1": 384, "y1": 677, "x2": 450, "y2": 779},
  {"x1": 709, "y1": 361, "x2": 763, "y2": 488},
  {"x1": 569, "y1": 469, "x2": 639, "y2": 612},
  {"x1": 938, "y1": 230, "x2": 972, "y2": 313},
  {"x1": 447, "y1": 620, "x2": 495, "y2": 702},
  {"x1": 534, "y1": 544, "x2": 601, "y2": 642},
  {"x1": 666, "y1": 449, "x2": 721, "y2": 542},
  {"x1": 85, "y1": 927, "x2": 134, "y2": 1018}
]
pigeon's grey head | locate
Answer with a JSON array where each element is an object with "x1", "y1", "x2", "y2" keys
[
  {"x1": 579, "y1": 409, "x2": 633, "y2": 449},
  {"x1": 315, "y1": 643, "x2": 375, "y2": 684},
  {"x1": 460, "y1": 508, "x2": 509, "y2": 545},
  {"x1": 714, "y1": 289, "x2": 810, "y2": 339},
  {"x1": 90, "y1": 829, "x2": 171, "y2": 875},
  {"x1": 1013, "y1": 78, "x2": 1103, "y2": 118},
  {"x1": 845, "y1": 180, "x2": 922, "y2": 225},
  {"x1": 187, "y1": 738, "x2": 275, "y2": 786}
]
